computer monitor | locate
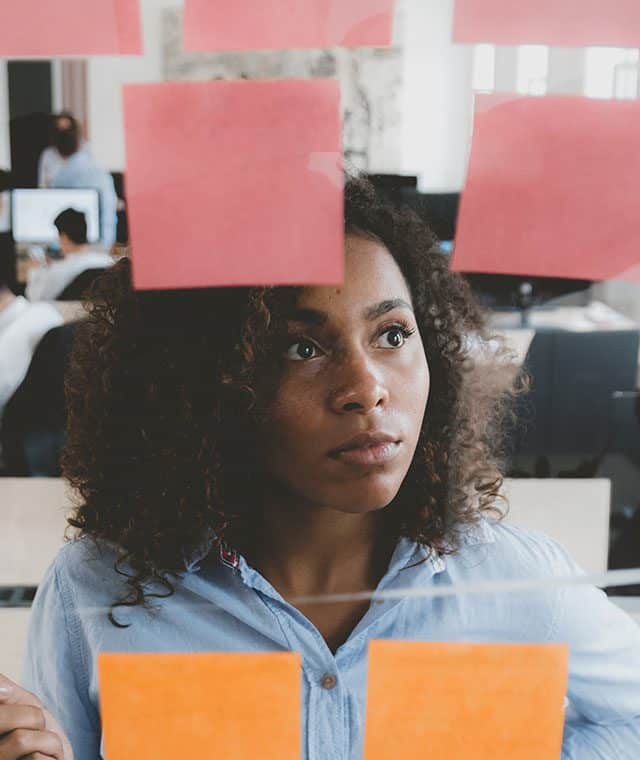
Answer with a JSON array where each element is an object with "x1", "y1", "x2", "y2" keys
[{"x1": 11, "y1": 188, "x2": 100, "y2": 244}]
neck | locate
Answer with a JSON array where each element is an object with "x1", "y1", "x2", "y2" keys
[
  {"x1": 64, "y1": 244, "x2": 90, "y2": 258},
  {"x1": 0, "y1": 286, "x2": 15, "y2": 313},
  {"x1": 241, "y1": 491, "x2": 393, "y2": 598}
]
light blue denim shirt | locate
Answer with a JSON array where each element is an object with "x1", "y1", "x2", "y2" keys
[
  {"x1": 23, "y1": 520, "x2": 640, "y2": 760},
  {"x1": 52, "y1": 153, "x2": 118, "y2": 248}
]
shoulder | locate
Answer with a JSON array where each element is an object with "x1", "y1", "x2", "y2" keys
[
  {"x1": 44, "y1": 537, "x2": 127, "y2": 612},
  {"x1": 26, "y1": 301, "x2": 63, "y2": 324},
  {"x1": 83, "y1": 251, "x2": 115, "y2": 268},
  {"x1": 53, "y1": 535, "x2": 120, "y2": 579},
  {"x1": 451, "y1": 517, "x2": 581, "y2": 580},
  {"x1": 0, "y1": 301, "x2": 61, "y2": 346}
]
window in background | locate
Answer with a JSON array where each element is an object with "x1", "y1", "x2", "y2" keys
[
  {"x1": 473, "y1": 44, "x2": 495, "y2": 92},
  {"x1": 584, "y1": 47, "x2": 640, "y2": 99},
  {"x1": 516, "y1": 45, "x2": 549, "y2": 96}
]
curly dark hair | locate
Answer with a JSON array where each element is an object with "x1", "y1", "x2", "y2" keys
[{"x1": 63, "y1": 177, "x2": 518, "y2": 625}]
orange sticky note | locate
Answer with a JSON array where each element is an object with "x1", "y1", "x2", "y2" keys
[
  {"x1": 0, "y1": 0, "x2": 141, "y2": 56},
  {"x1": 451, "y1": 95, "x2": 640, "y2": 282},
  {"x1": 98, "y1": 652, "x2": 301, "y2": 759},
  {"x1": 123, "y1": 79, "x2": 344, "y2": 290},
  {"x1": 184, "y1": 0, "x2": 396, "y2": 51},
  {"x1": 453, "y1": 0, "x2": 640, "y2": 46},
  {"x1": 364, "y1": 640, "x2": 568, "y2": 760}
]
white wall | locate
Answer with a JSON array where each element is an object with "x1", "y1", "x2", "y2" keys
[
  {"x1": 547, "y1": 47, "x2": 585, "y2": 94},
  {"x1": 494, "y1": 46, "x2": 519, "y2": 92},
  {"x1": 87, "y1": 0, "x2": 180, "y2": 171},
  {"x1": 401, "y1": 0, "x2": 474, "y2": 192}
]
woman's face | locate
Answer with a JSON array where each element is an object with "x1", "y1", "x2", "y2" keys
[{"x1": 261, "y1": 234, "x2": 430, "y2": 514}]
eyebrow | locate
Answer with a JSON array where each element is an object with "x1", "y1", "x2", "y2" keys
[
  {"x1": 363, "y1": 299, "x2": 414, "y2": 321},
  {"x1": 286, "y1": 299, "x2": 413, "y2": 326}
]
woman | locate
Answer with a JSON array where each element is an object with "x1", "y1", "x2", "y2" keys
[{"x1": 1, "y1": 179, "x2": 639, "y2": 759}]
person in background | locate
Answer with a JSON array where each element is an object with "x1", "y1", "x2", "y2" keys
[
  {"x1": 50, "y1": 116, "x2": 117, "y2": 248},
  {"x1": 25, "y1": 208, "x2": 114, "y2": 302},
  {"x1": 0, "y1": 253, "x2": 62, "y2": 459},
  {"x1": 37, "y1": 112, "x2": 88, "y2": 189}
]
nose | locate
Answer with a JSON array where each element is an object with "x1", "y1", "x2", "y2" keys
[{"x1": 329, "y1": 353, "x2": 390, "y2": 415}]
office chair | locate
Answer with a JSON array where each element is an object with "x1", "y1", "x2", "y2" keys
[{"x1": 57, "y1": 267, "x2": 107, "y2": 301}]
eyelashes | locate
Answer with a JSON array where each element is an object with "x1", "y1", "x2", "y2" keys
[{"x1": 280, "y1": 321, "x2": 418, "y2": 361}]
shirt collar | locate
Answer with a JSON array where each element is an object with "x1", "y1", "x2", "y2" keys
[{"x1": 183, "y1": 516, "x2": 497, "y2": 576}]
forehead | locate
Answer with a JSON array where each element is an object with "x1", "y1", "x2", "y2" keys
[{"x1": 294, "y1": 234, "x2": 412, "y2": 316}]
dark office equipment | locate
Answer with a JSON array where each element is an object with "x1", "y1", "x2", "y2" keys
[
  {"x1": 8, "y1": 62, "x2": 53, "y2": 189},
  {"x1": 57, "y1": 267, "x2": 108, "y2": 301},
  {"x1": 1, "y1": 322, "x2": 78, "y2": 477},
  {"x1": 0, "y1": 234, "x2": 16, "y2": 293},
  {"x1": 0, "y1": 170, "x2": 16, "y2": 292},
  {"x1": 606, "y1": 391, "x2": 640, "y2": 469},
  {"x1": 400, "y1": 190, "x2": 460, "y2": 242},
  {"x1": 111, "y1": 171, "x2": 129, "y2": 244},
  {"x1": 511, "y1": 330, "x2": 640, "y2": 463},
  {"x1": 367, "y1": 174, "x2": 417, "y2": 203},
  {"x1": 463, "y1": 273, "x2": 592, "y2": 314}
]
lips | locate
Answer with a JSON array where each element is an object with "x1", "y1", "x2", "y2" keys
[{"x1": 328, "y1": 432, "x2": 401, "y2": 467}]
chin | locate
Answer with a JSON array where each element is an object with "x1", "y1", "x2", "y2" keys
[{"x1": 322, "y1": 480, "x2": 402, "y2": 515}]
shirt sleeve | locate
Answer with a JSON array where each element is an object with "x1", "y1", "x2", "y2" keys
[
  {"x1": 544, "y1": 538, "x2": 640, "y2": 759},
  {"x1": 99, "y1": 174, "x2": 118, "y2": 249},
  {"x1": 25, "y1": 266, "x2": 48, "y2": 302},
  {"x1": 22, "y1": 551, "x2": 102, "y2": 760},
  {"x1": 37, "y1": 149, "x2": 51, "y2": 188}
]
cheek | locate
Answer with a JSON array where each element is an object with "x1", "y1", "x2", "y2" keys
[
  {"x1": 262, "y1": 376, "x2": 322, "y2": 458},
  {"x1": 417, "y1": 355, "x2": 431, "y2": 411},
  {"x1": 396, "y1": 346, "x2": 430, "y2": 417}
]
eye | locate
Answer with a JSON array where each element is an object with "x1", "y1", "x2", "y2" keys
[
  {"x1": 284, "y1": 339, "x2": 320, "y2": 361},
  {"x1": 376, "y1": 326, "x2": 414, "y2": 349}
]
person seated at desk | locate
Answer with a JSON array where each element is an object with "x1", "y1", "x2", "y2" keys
[
  {"x1": 0, "y1": 178, "x2": 638, "y2": 760},
  {"x1": 50, "y1": 115, "x2": 117, "y2": 248},
  {"x1": 25, "y1": 208, "x2": 114, "y2": 302},
  {"x1": 0, "y1": 260, "x2": 62, "y2": 466}
]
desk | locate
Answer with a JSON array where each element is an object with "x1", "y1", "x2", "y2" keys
[
  {"x1": 611, "y1": 597, "x2": 640, "y2": 625},
  {"x1": 15, "y1": 246, "x2": 127, "y2": 285},
  {"x1": 490, "y1": 302, "x2": 639, "y2": 333}
]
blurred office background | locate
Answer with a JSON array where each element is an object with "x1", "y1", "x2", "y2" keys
[{"x1": 0, "y1": 0, "x2": 639, "y2": 676}]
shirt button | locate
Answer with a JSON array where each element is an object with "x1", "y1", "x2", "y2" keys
[{"x1": 320, "y1": 673, "x2": 337, "y2": 690}]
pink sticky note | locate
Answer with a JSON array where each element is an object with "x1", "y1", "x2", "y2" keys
[
  {"x1": 184, "y1": 0, "x2": 396, "y2": 51},
  {"x1": 451, "y1": 95, "x2": 640, "y2": 283},
  {"x1": 0, "y1": 0, "x2": 141, "y2": 56},
  {"x1": 123, "y1": 79, "x2": 343, "y2": 290},
  {"x1": 453, "y1": 0, "x2": 640, "y2": 47}
]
